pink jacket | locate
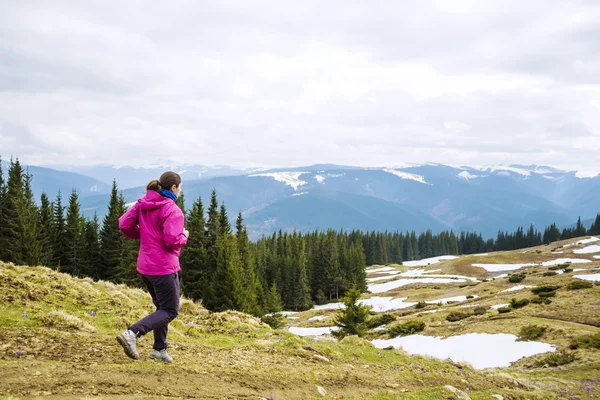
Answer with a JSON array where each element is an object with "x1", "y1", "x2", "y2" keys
[{"x1": 118, "y1": 190, "x2": 188, "y2": 276}]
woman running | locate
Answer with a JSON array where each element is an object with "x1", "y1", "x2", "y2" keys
[{"x1": 116, "y1": 171, "x2": 188, "y2": 363}]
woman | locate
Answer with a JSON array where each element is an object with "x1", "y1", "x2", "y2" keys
[{"x1": 116, "y1": 171, "x2": 188, "y2": 363}]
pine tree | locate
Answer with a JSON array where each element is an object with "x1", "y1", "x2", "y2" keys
[
  {"x1": 332, "y1": 287, "x2": 371, "y2": 339},
  {"x1": 99, "y1": 180, "x2": 126, "y2": 281},
  {"x1": 181, "y1": 197, "x2": 209, "y2": 303},
  {"x1": 51, "y1": 191, "x2": 68, "y2": 269},
  {"x1": 235, "y1": 212, "x2": 261, "y2": 314},
  {"x1": 266, "y1": 282, "x2": 284, "y2": 314},
  {"x1": 589, "y1": 214, "x2": 600, "y2": 236},
  {"x1": 21, "y1": 172, "x2": 42, "y2": 266},
  {"x1": 291, "y1": 240, "x2": 312, "y2": 311},
  {"x1": 64, "y1": 190, "x2": 85, "y2": 275},
  {"x1": 575, "y1": 217, "x2": 587, "y2": 237},
  {"x1": 212, "y1": 234, "x2": 240, "y2": 311},
  {"x1": 219, "y1": 202, "x2": 231, "y2": 236},
  {"x1": 82, "y1": 213, "x2": 102, "y2": 279},
  {"x1": 37, "y1": 193, "x2": 54, "y2": 266},
  {"x1": 0, "y1": 159, "x2": 26, "y2": 264}
]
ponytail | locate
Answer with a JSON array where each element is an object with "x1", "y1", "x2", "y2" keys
[
  {"x1": 146, "y1": 172, "x2": 181, "y2": 193},
  {"x1": 147, "y1": 179, "x2": 163, "y2": 192}
]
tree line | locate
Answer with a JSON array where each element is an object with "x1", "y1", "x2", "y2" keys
[{"x1": 1, "y1": 156, "x2": 599, "y2": 315}]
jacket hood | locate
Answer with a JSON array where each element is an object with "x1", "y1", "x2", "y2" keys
[{"x1": 138, "y1": 190, "x2": 173, "y2": 211}]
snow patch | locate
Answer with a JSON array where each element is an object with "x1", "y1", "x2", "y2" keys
[
  {"x1": 473, "y1": 263, "x2": 537, "y2": 272},
  {"x1": 574, "y1": 274, "x2": 600, "y2": 282},
  {"x1": 458, "y1": 171, "x2": 481, "y2": 181},
  {"x1": 501, "y1": 285, "x2": 535, "y2": 293},
  {"x1": 577, "y1": 237, "x2": 600, "y2": 245},
  {"x1": 289, "y1": 326, "x2": 338, "y2": 337},
  {"x1": 403, "y1": 256, "x2": 458, "y2": 267},
  {"x1": 372, "y1": 333, "x2": 555, "y2": 369},
  {"x1": 383, "y1": 169, "x2": 431, "y2": 185},
  {"x1": 541, "y1": 258, "x2": 592, "y2": 266},
  {"x1": 250, "y1": 172, "x2": 308, "y2": 190},
  {"x1": 308, "y1": 316, "x2": 329, "y2": 321},
  {"x1": 368, "y1": 278, "x2": 467, "y2": 294},
  {"x1": 574, "y1": 245, "x2": 600, "y2": 254},
  {"x1": 491, "y1": 304, "x2": 509, "y2": 310}
]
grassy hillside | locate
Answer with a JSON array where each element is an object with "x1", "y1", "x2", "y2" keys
[{"x1": 1, "y1": 237, "x2": 600, "y2": 399}]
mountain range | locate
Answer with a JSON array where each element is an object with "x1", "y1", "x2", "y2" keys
[{"x1": 7, "y1": 162, "x2": 599, "y2": 240}]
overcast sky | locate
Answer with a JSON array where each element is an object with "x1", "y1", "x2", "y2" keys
[{"x1": 1, "y1": 1, "x2": 599, "y2": 175}]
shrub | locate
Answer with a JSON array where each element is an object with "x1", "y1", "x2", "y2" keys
[
  {"x1": 543, "y1": 272, "x2": 557, "y2": 277},
  {"x1": 367, "y1": 313, "x2": 396, "y2": 328},
  {"x1": 548, "y1": 265, "x2": 562, "y2": 271},
  {"x1": 261, "y1": 314, "x2": 285, "y2": 329},
  {"x1": 388, "y1": 320, "x2": 426, "y2": 337},
  {"x1": 567, "y1": 280, "x2": 594, "y2": 291},
  {"x1": 446, "y1": 312, "x2": 471, "y2": 322},
  {"x1": 536, "y1": 250, "x2": 542, "y2": 254},
  {"x1": 473, "y1": 307, "x2": 486, "y2": 315},
  {"x1": 466, "y1": 295, "x2": 474, "y2": 299},
  {"x1": 531, "y1": 285, "x2": 560, "y2": 295},
  {"x1": 530, "y1": 297, "x2": 552, "y2": 304},
  {"x1": 538, "y1": 291, "x2": 556, "y2": 298},
  {"x1": 569, "y1": 332, "x2": 600, "y2": 350},
  {"x1": 518, "y1": 325, "x2": 547, "y2": 341},
  {"x1": 559, "y1": 263, "x2": 571, "y2": 268},
  {"x1": 510, "y1": 298, "x2": 530, "y2": 309},
  {"x1": 498, "y1": 307, "x2": 512, "y2": 313},
  {"x1": 508, "y1": 274, "x2": 526, "y2": 283},
  {"x1": 332, "y1": 288, "x2": 371, "y2": 339},
  {"x1": 563, "y1": 268, "x2": 573, "y2": 273},
  {"x1": 414, "y1": 302, "x2": 427, "y2": 309},
  {"x1": 533, "y1": 352, "x2": 577, "y2": 368}
]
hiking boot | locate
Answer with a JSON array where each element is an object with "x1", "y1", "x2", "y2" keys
[
  {"x1": 116, "y1": 330, "x2": 139, "y2": 360},
  {"x1": 150, "y1": 348, "x2": 173, "y2": 363}
]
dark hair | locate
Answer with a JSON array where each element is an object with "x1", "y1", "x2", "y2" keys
[{"x1": 147, "y1": 171, "x2": 181, "y2": 193}]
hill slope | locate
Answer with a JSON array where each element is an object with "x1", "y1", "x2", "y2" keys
[{"x1": 0, "y1": 261, "x2": 567, "y2": 400}]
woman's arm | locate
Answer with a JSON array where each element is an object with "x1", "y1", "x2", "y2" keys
[
  {"x1": 118, "y1": 202, "x2": 141, "y2": 239},
  {"x1": 163, "y1": 207, "x2": 188, "y2": 249}
]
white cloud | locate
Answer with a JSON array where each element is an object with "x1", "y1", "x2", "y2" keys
[{"x1": 0, "y1": 1, "x2": 599, "y2": 174}]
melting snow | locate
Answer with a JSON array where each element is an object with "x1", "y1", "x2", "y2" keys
[
  {"x1": 312, "y1": 302, "x2": 344, "y2": 310},
  {"x1": 458, "y1": 171, "x2": 481, "y2": 181},
  {"x1": 473, "y1": 263, "x2": 537, "y2": 272},
  {"x1": 574, "y1": 274, "x2": 600, "y2": 282},
  {"x1": 383, "y1": 169, "x2": 431, "y2": 185},
  {"x1": 501, "y1": 285, "x2": 535, "y2": 293},
  {"x1": 541, "y1": 258, "x2": 592, "y2": 266},
  {"x1": 399, "y1": 269, "x2": 479, "y2": 282},
  {"x1": 491, "y1": 304, "x2": 509, "y2": 310},
  {"x1": 372, "y1": 333, "x2": 555, "y2": 369},
  {"x1": 574, "y1": 245, "x2": 600, "y2": 254},
  {"x1": 308, "y1": 316, "x2": 329, "y2": 321},
  {"x1": 289, "y1": 327, "x2": 338, "y2": 336},
  {"x1": 474, "y1": 253, "x2": 489, "y2": 256},
  {"x1": 403, "y1": 256, "x2": 459, "y2": 267},
  {"x1": 250, "y1": 172, "x2": 308, "y2": 190},
  {"x1": 368, "y1": 278, "x2": 467, "y2": 294},
  {"x1": 367, "y1": 266, "x2": 397, "y2": 273},
  {"x1": 577, "y1": 237, "x2": 600, "y2": 245}
]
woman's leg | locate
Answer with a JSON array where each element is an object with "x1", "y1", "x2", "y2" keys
[{"x1": 128, "y1": 273, "x2": 180, "y2": 350}]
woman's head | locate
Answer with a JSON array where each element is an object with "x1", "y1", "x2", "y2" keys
[{"x1": 147, "y1": 171, "x2": 182, "y2": 196}]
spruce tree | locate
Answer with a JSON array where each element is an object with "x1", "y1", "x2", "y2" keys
[
  {"x1": 181, "y1": 197, "x2": 209, "y2": 303},
  {"x1": 64, "y1": 190, "x2": 85, "y2": 275},
  {"x1": 589, "y1": 214, "x2": 600, "y2": 236},
  {"x1": 37, "y1": 193, "x2": 54, "y2": 266},
  {"x1": 291, "y1": 241, "x2": 312, "y2": 311},
  {"x1": 21, "y1": 172, "x2": 42, "y2": 265},
  {"x1": 0, "y1": 159, "x2": 26, "y2": 264},
  {"x1": 51, "y1": 191, "x2": 68, "y2": 269},
  {"x1": 235, "y1": 212, "x2": 260, "y2": 314},
  {"x1": 219, "y1": 202, "x2": 231, "y2": 236},
  {"x1": 82, "y1": 213, "x2": 102, "y2": 279},
  {"x1": 332, "y1": 287, "x2": 371, "y2": 339},
  {"x1": 99, "y1": 180, "x2": 126, "y2": 281}
]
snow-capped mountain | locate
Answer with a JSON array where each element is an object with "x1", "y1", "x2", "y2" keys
[{"x1": 12, "y1": 163, "x2": 600, "y2": 239}]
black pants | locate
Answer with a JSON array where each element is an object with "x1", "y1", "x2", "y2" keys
[{"x1": 129, "y1": 273, "x2": 180, "y2": 350}]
